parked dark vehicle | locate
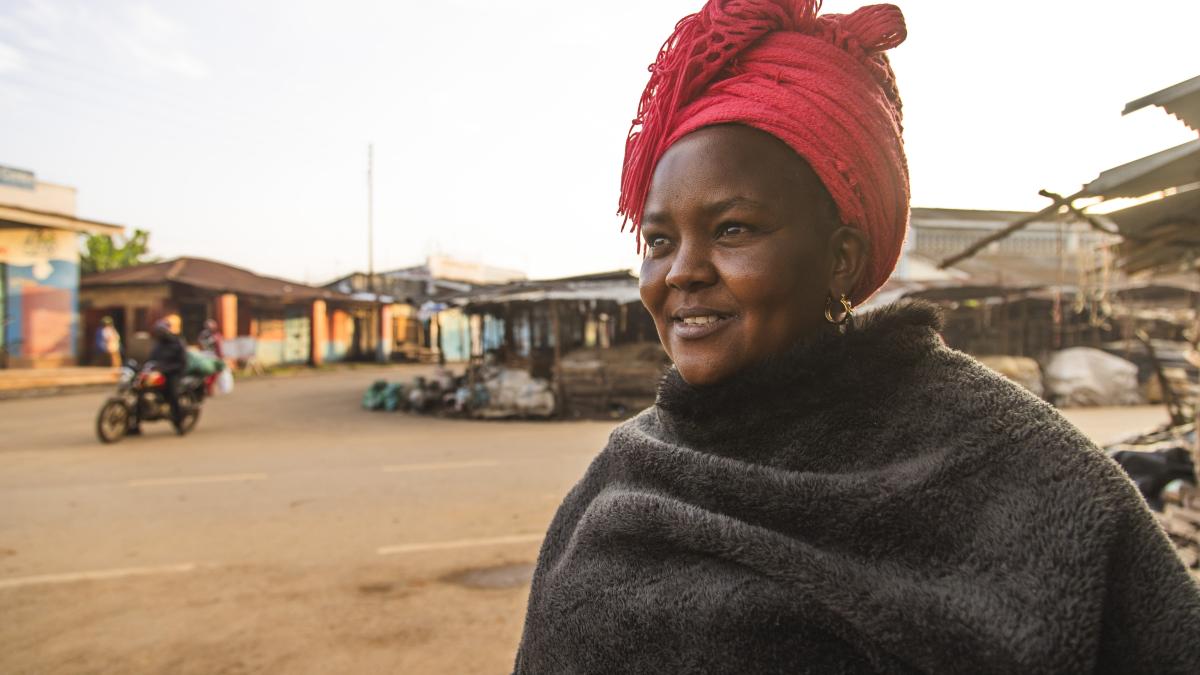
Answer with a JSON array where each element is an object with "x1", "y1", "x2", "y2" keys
[{"x1": 95, "y1": 361, "x2": 212, "y2": 443}]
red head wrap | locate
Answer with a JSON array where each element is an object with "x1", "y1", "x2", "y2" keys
[{"x1": 619, "y1": 0, "x2": 909, "y2": 305}]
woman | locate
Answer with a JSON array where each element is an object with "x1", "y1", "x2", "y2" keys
[{"x1": 515, "y1": 1, "x2": 1200, "y2": 673}]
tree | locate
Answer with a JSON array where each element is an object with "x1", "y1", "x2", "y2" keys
[{"x1": 80, "y1": 229, "x2": 156, "y2": 275}]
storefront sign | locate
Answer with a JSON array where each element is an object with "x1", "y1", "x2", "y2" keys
[{"x1": 0, "y1": 165, "x2": 35, "y2": 190}]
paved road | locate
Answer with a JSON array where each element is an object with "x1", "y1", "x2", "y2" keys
[
  {"x1": 0, "y1": 368, "x2": 1170, "y2": 674},
  {"x1": 0, "y1": 366, "x2": 616, "y2": 674}
]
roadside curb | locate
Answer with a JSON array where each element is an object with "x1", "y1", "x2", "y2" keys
[{"x1": 0, "y1": 383, "x2": 115, "y2": 401}]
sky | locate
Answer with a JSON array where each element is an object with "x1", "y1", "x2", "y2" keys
[{"x1": 0, "y1": 0, "x2": 1197, "y2": 285}]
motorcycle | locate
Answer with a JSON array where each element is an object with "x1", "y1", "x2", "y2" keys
[{"x1": 95, "y1": 361, "x2": 213, "y2": 443}]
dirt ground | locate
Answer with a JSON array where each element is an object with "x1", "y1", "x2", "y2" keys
[{"x1": 0, "y1": 366, "x2": 1172, "y2": 674}]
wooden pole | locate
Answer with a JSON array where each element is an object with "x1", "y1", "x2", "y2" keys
[
  {"x1": 1194, "y1": 271, "x2": 1200, "y2": 486},
  {"x1": 1020, "y1": 294, "x2": 1030, "y2": 357},
  {"x1": 503, "y1": 304, "x2": 515, "y2": 365},
  {"x1": 367, "y1": 143, "x2": 375, "y2": 291},
  {"x1": 551, "y1": 301, "x2": 565, "y2": 417},
  {"x1": 1001, "y1": 293, "x2": 1010, "y2": 354},
  {"x1": 939, "y1": 189, "x2": 1086, "y2": 269},
  {"x1": 1136, "y1": 329, "x2": 1187, "y2": 428}
]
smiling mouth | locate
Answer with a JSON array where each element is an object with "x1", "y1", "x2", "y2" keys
[
  {"x1": 670, "y1": 312, "x2": 736, "y2": 339},
  {"x1": 676, "y1": 315, "x2": 729, "y2": 326}
]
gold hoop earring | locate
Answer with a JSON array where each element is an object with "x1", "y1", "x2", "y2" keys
[{"x1": 824, "y1": 294, "x2": 853, "y2": 326}]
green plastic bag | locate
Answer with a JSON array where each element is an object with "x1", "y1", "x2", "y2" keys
[
  {"x1": 186, "y1": 350, "x2": 224, "y2": 376},
  {"x1": 362, "y1": 380, "x2": 389, "y2": 411}
]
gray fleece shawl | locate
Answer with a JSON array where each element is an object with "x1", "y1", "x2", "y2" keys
[{"x1": 514, "y1": 302, "x2": 1200, "y2": 674}]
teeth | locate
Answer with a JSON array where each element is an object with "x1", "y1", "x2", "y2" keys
[{"x1": 681, "y1": 316, "x2": 722, "y2": 326}]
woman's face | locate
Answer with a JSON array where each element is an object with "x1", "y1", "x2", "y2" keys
[{"x1": 639, "y1": 124, "x2": 861, "y2": 386}]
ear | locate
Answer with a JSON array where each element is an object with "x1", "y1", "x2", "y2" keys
[{"x1": 827, "y1": 226, "x2": 869, "y2": 302}]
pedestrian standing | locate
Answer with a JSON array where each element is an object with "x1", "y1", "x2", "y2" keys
[
  {"x1": 198, "y1": 319, "x2": 224, "y2": 359},
  {"x1": 96, "y1": 316, "x2": 121, "y2": 368}
]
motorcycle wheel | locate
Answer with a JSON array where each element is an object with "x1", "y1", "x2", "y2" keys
[
  {"x1": 175, "y1": 393, "x2": 201, "y2": 435},
  {"x1": 96, "y1": 399, "x2": 130, "y2": 444}
]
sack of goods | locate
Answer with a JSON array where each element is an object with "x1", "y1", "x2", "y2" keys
[
  {"x1": 216, "y1": 369, "x2": 235, "y2": 396},
  {"x1": 186, "y1": 349, "x2": 226, "y2": 376}
]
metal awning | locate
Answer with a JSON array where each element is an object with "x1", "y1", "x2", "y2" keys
[
  {"x1": 1083, "y1": 139, "x2": 1200, "y2": 199},
  {"x1": 938, "y1": 74, "x2": 1200, "y2": 271},
  {"x1": 1123, "y1": 74, "x2": 1200, "y2": 132},
  {"x1": 903, "y1": 283, "x2": 1046, "y2": 303},
  {"x1": 1106, "y1": 186, "x2": 1200, "y2": 235},
  {"x1": 460, "y1": 284, "x2": 642, "y2": 307},
  {"x1": 0, "y1": 203, "x2": 124, "y2": 235},
  {"x1": 1105, "y1": 187, "x2": 1200, "y2": 274}
]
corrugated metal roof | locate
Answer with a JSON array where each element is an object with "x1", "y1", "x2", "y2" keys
[
  {"x1": 1123, "y1": 74, "x2": 1200, "y2": 132},
  {"x1": 82, "y1": 257, "x2": 353, "y2": 302},
  {"x1": 1083, "y1": 139, "x2": 1200, "y2": 199},
  {"x1": 1106, "y1": 186, "x2": 1200, "y2": 236},
  {"x1": 1103, "y1": 187, "x2": 1200, "y2": 274},
  {"x1": 910, "y1": 207, "x2": 1037, "y2": 224},
  {"x1": 902, "y1": 283, "x2": 1047, "y2": 302},
  {"x1": 461, "y1": 283, "x2": 641, "y2": 307},
  {"x1": 456, "y1": 270, "x2": 641, "y2": 307}
]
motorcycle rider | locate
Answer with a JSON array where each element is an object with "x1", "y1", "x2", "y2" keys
[{"x1": 131, "y1": 319, "x2": 187, "y2": 434}]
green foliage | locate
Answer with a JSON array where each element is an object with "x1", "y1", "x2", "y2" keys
[{"x1": 80, "y1": 229, "x2": 155, "y2": 275}]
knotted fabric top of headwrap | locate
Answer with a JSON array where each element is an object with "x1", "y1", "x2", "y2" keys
[{"x1": 619, "y1": 0, "x2": 909, "y2": 305}]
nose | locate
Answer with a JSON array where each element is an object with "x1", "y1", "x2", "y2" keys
[{"x1": 665, "y1": 239, "x2": 717, "y2": 292}]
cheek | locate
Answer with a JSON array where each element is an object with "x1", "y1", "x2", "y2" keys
[
  {"x1": 638, "y1": 258, "x2": 667, "y2": 316},
  {"x1": 639, "y1": 259, "x2": 676, "y2": 358},
  {"x1": 720, "y1": 242, "x2": 824, "y2": 323}
]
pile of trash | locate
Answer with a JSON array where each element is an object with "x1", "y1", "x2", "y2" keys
[
  {"x1": 362, "y1": 365, "x2": 555, "y2": 419},
  {"x1": 1106, "y1": 424, "x2": 1199, "y2": 578},
  {"x1": 1158, "y1": 484, "x2": 1200, "y2": 580},
  {"x1": 1106, "y1": 424, "x2": 1197, "y2": 511}
]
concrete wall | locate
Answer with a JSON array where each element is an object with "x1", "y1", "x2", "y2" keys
[
  {"x1": 78, "y1": 283, "x2": 172, "y2": 364},
  {"x1": 325, "y1": 308, "x2": 354, "y2": 362},
  {"x1": 0, "y1": 180, "x2": 77, "y2": 217},
  {"x1": 244, "y1": 305, "x2": 312, "y2": 368},
  {"x1": 76, "y1": 281, "x2": 379, "y2": 369},
  {"x1": 1, "y1": 227, "x2": 81, "y2": 367}
]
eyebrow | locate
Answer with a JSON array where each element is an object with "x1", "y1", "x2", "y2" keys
[
  {"x1": 642, "y1": 196, "x2": 767, "y2": 228},
  {"x1": 701, "y1": 196, "x2": 767, "y2": 217}
]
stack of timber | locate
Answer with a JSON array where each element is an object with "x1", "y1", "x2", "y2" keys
[
  {"x1": 560, "y1": 342, "x2": 670, "y2": 419},
  {"x1": 1158, "y1": 485, "x2": 1200, "y2": 581}
]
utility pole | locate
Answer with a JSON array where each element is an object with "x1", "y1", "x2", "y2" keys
[
  {"x1": 368, "y1": 143, "x2": 382, "y2": 363},
  {"x1": 367, "y1": 143, "x2": 375, "y2": 295}
]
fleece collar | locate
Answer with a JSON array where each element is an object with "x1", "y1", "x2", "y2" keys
[{"x1": 654, "y1": 301, "x2": 944, "y2": 446}]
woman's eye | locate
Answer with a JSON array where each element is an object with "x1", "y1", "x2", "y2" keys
[
  {"x1": 717, "y1": 222, "x2": 751, "y2": 238},
  {"x1": 645, "y1": 235, "x2": 669, "y2": 249}
]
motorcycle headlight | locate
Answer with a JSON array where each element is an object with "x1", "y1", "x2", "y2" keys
[{"x1": 119, "y1": 368, "x2": 135, "y2": 384}]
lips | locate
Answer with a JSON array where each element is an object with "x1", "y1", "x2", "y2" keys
[{"x1": 670, "y1": 307, "x2": 736, "y2": 340}]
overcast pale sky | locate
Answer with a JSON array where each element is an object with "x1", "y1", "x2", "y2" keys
[{"x1": 1, "y1": 0, "x2": 1197, "y2": 284}]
